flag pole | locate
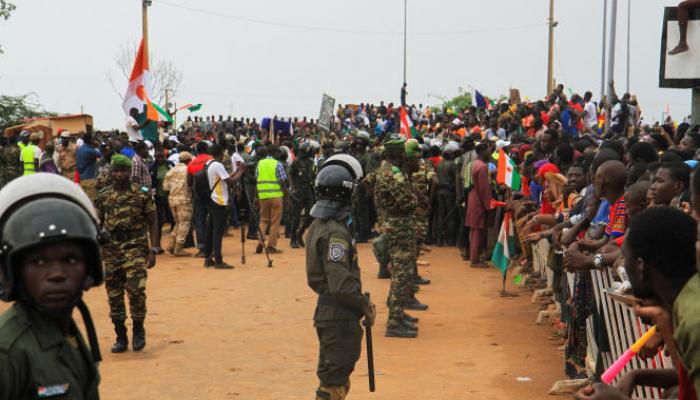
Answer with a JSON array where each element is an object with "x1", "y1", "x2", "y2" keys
[{"x1": 142, "y1": 0, "x2": 150, "y2": 57}]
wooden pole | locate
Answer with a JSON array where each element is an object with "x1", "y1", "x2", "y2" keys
[
  {"x1": 546, "y1": 0, "x2": 555, "y2": 96},
  {"x1": 142, "y1": 0, "x2": 149, "y2": 58}
]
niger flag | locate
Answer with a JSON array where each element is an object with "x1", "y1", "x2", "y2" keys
[
  {"x1": 399, "y1": 106, "x2": 417, "y2": 139},
  {"x1": 123, "y1": 39, "x2": 159, "y2": 122}
]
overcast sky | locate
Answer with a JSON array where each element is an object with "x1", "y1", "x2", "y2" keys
[{"x1": 0, "y1": 0, "x2": 689, "y2": 129}]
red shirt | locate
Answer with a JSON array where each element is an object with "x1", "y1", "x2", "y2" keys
[
  {"x1": 605, "y1": 195, "x2": 626, "y2": 238},
  {"x1": 187, "y1": 154, "x2": 213, "y2": 176},
  {"x1": 428, "y1": 156, "x2": 442, "y2": 170}
]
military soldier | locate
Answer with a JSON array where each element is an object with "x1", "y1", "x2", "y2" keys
[
  {"x1": 406, "y1": 139, "x2": 436, "y2": 285},
  {"x1": 306, "y1": 154, "x2": 375, "y2": 400},
  {"x1": 289, "y1": 142, "x2": 316, "y2": 248},
  {"x1": 373, "y1": 134, "x2": 419, "y2": 338},
  {"x1": 0, "y1": 174, "x2": 104, "y2": 399},
  {"x1": 95, "y1": 154, "x2": 158, "y2": 353},
  {"x1": 350, "y1": 131, "x2": 375, "y2": 243},
  {"x1": 2, "y1": 135, "x2": 22, "y2": 185},
  {"x1": 163, "y1": 151, "x2": 194, "y2": 256},
  {"x1": 434, "y1": 144, "x2": 460, "y2": 246},
  {"x1": 58, "y1": 131, "x2": 78, "y2": 180}
]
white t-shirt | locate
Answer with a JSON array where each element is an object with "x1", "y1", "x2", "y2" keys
[
  {"x1": 207, "y1": 161, "x2": 230, "y2": 206},
  {"x1": 584, "y1": 102, "x2": 598, "y2": 129},
  {"x1": 125, "y1": 116, "x2": 143, "y2": 142},
  {"x1": 167, "y1": 152, "x2": 180, "y2": 165},
  {"x1": 230, "y1": 152, "x2": 244, "y2": 174}
]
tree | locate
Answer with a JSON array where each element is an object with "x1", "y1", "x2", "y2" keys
[
  {"x1": 0, "y1": 0, "x2": 16, "y2": 54},
  {"x1": 107, "y1": 41, "x2": 183, "y2": 107},
  {"x1": 0, "y1": 93, "x2": 57, "y2": 130}
]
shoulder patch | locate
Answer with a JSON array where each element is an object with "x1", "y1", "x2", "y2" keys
[{"x1": 327, "y1": 238, "x2": 348, "y2": 262}]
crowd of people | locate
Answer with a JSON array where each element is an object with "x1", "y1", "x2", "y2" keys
[{"x1": 3, "y1": 79, "x2": 700, "y2": 398}]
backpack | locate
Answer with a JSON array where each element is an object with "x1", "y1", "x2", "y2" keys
[{"x1": 193, "y1": 160, "x2": 221, "y2": 202}]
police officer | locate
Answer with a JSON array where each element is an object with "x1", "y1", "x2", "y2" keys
[
  {"x1": 306, "y1": 154, "x2": 375, "y2": 400},
  {"x1": 289, "y1": 141, "x2": 316, "y2": 248},
  {"x1": 0, "y1": 174, "x2": 105, "y2": 399},
  {"x1": 373, "y1": 134, "x2": 419, "y2": 338},
  {"x1": 95, "y1": 154, "x2": 158, "y2": 353}
]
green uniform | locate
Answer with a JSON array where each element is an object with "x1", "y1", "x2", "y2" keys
[
  {"x1": 674, "y1": 273, "x2": 700, "y2": 395},
  {"x1": 0, "y1": 303, "x2": 100, "y2": 400},
  {"x1": 411, "y1": 159, "x2": 436, "y2": 256},
  {"x1": 2, "y1": 144, "x2": 21, "y2": 185},
  {"x1": 306, "y1": 218, "x2": 367, "y2": 394},
  {"x1": 95, "y1": 183, "x2": 155, "y2": 323},
  {"x1": 373, "y1": 162, "x2": 416, "y2": 327},
  {"x1": 290, "y1": 156, "x2": 316, "y2": 240}
]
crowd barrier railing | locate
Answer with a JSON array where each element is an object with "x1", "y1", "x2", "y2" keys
[{"x1": 531, "y1": 239, "x2": 673, "y2": 399}]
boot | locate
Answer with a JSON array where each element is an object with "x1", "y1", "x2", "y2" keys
[
  {"x1": 173, "y1": 243, "x2": 192, "y2": 257},
  {"x1": 132, "y1": 320, "x2": 146, "y2": 352},
  {"x1": 255, "y1": 243, "x2": 263, "y2": 254},
  {"x1": 203, "y1": 257, "x2": 215, "y2": 268},
  {"x1": 415, "y1": 276, "x2": 431, "y2": 285},
  {"x1": 316, "y1": 384, "x2": 350, "y2": 400},
  {"x1": 290, "y1": 234, "x2": 300, "y2": 249},
  {"x1": 111, "y1": 319, "x2": 128, "y2": 353},
  {"x1": 385, "y1": 324, "x2": 417, "y2": 338},
  {"x1": 297, "y1": 230, "x2": 306, "y2": 247},
  {"x1": 377, "y1": 262, "x2": 390, "y2": 279},
  {"x1": 404, "y1": 313, "x2": 419, "y2": 323},
  {"x1": 166, "y1": 236, "x2": 176, "y2": 254},
  {"x1": 399, "y1": 318, "x2": 418, "y2": 331},
  {"x1": 405, "y1": 296, "x2": 429, "y2": 311}
]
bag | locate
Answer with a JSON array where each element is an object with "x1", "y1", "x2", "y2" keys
[{"x1": 193, "y1": 160, "x2": 220, "y2": 202}]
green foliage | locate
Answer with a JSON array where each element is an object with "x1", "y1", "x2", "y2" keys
[
  {"x1": 0, "y1": 1, "x2": 15, "y2": 54},
  {"x1": 0, "y1": 94, "x2": 57, "y2": 130},
  {"x1": 442, "y1": 93, "x2": 472, "y2": 114}
]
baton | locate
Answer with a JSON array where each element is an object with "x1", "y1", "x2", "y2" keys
[
  {"x1": 240, "y1": 222, "x2": 246, "y2": 265},
  {"x1": 363, "y1": 292, "x2": 376, "y2": 392}
]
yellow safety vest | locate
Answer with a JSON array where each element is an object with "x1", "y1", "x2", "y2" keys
[
  {"x1": 256, "y1": 158, "x2": 283, "y2": 199},
  {"x1": 21, "y1": 144, "x2": 37, "y2": 175}
]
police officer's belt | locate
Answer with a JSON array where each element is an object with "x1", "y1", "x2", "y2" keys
[{"x1": 111, "y1": 228, "x2": 147, "y2": 242}]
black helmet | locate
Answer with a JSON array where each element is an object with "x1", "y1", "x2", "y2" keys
[
  {"x1": 315, "y1": 154, "x2": 363, "y2": 201},
  {"x1": 0, "y1": 174, "x2": 106, "y2": 301}
]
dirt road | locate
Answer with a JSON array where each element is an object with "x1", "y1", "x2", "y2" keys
[{"x1": 1, "y1": 233, "x2": 564, "y2": 399}]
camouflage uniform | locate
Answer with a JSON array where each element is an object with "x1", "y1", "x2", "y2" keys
[
  {"x1": 58, "y1": 142, "x2": 78, "y2": 180},
  {"x1": 95, "y1": 158, "x2": 112, "y2": 192},
  {"x1": 163, "y1": 163, "x2": 192, "y2": 246},
  {"x1": 2, "y1": 144, "x2": 21, "y2": 186},
  {"x1": 95, "y1": 183, "x2": 155, "y2": 323},
  {"x1": 373, "y1": 162, "x2": 416, "y2": 328},
  {"x1": 411, "y1": 159, "x2": 436, "y2": 257}
]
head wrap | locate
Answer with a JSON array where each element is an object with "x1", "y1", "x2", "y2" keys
[
  {"x1": 29, "y1": 132, "x2": 41, "y2": 141},
  {"x1": 111, "y1": 154, "x2": 133, "y2": 169},
  {"x1": 537, "y1": 162, "x2": 561, "y2": 182}
]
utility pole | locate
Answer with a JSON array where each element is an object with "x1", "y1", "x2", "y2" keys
[
  {"x1": 546, "y1": 0, "x2": 555, "y2": 96},
  {"x1": 600, "y1": 0, "x2": 608, "y2": 98},
  {"x1": 606, "y1": 0, "x2": 618, "y2": 131},
  {"x1": 626, "y1": 0, "x2": 631, "y2": 93}
]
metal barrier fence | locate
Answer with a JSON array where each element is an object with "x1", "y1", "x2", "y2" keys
[{"x1": 532, "y1": 239, "x2": 673, "y2": 399}]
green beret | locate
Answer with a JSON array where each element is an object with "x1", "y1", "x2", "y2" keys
[
  {"x1": 111, "y1": 154, "x2": 133, "y2": 169},
  {"x1": 383, "y1": 133, "x2": 406, "y2": 151},
  {"x1": 405, "y1": 139, "x2": 421, "y2": 158}
]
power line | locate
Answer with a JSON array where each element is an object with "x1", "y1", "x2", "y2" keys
[{"x1": 158, "y1": 1, "x2": 545, "y2": 37}]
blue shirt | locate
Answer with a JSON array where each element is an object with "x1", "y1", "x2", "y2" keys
[
  {"x1": 592, "y1": 199, "x2": 610, "y2": 226},
  {"x1": 76, "y1": 144, "x2": 101, "y2": 180},
  {"x1": 121, "y1": 147, "x2": 135, "y2": 159}
]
